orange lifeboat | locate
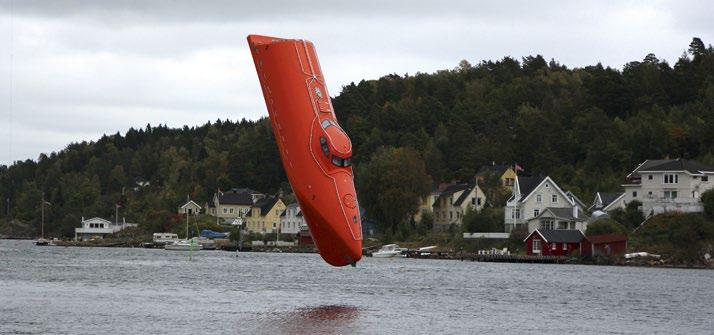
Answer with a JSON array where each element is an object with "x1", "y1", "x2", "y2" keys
[{"x1": 247, "y1": 34, "x2": 362, "y2": 267}]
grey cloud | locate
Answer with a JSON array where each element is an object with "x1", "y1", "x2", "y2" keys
[{"x1": 0, "y1": 1, "x2": 712, "y2": 165}]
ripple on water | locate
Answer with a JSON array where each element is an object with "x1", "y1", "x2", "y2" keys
[{"x1": 1, "y1": 239, "x2": 714, "y2": 335}]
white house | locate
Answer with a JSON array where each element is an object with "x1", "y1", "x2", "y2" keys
[
  {"x1": 74, "y1": 217, "x2": 137, "y2": 241},
  {"x1": 432, "y1": 183, "x2": 486, "y2": 230},
  {"x1": 622, "y1": 159, "x2": 714, "y2": 216},
  {"x1": 505, "y1": 175, "x2": 587, "y2": 233},
  {"x1": 178, "y1": 200, "x2": 202, "y2": 215},
  {"x1": 526, "y1": 207, "x2": 589, "y2": 234},
  {"x1": 280, "y1": 203, "x2": 306, "y2": 235}
]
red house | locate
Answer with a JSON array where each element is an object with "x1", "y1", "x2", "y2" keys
[
  {"x1": 298, "y1": 225, "x2": 314, "y2": 246},
  {"x1": 581, "y1": 234, "x2": 628, "y2": 257},
  {"x1": 524, "y1": 229, "x2": 584, "y2": 256}
]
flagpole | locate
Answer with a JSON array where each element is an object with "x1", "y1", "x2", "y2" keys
[{"x1": 41, "y1": 191, "x2": 45, "y2": 239}]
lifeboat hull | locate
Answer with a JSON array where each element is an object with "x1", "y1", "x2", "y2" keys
[{"x1": 247, "y1": 35, "x2": 363, "y2": 267}]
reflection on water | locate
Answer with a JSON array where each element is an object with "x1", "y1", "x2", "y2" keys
[{"x1": 276, "y1": 305, "x2": 360, "y2": 334}]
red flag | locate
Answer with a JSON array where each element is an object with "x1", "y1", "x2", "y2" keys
[{"x1": 515, "y1": 164, "x2": 525, "y2": 172}]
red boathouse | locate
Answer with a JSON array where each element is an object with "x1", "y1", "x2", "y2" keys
[
  {"x1": 524, "y1": 229, "x2": 584, "y2": 256},
  {"x1": 581, "y1": 234, "x2": 628, "y2": 257}
]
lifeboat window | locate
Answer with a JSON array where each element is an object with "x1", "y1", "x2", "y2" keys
[
  {"x1": 319, "y1": 137, "x2": 330, "y2": 157},
  {"x1": 321, "y1": 119, "x2": 332, "y2": 129},
  {"x1": 331, "y1": 156, "x2": 352, "y2": 167}
]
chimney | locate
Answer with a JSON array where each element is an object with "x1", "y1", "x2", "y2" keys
[{"x1": 573, "y1": 206, "x2": 578, "y2": 219}]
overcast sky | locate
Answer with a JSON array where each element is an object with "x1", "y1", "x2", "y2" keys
[{"x1": 0, "y1": 1, "x2": 712, "y2": 165}]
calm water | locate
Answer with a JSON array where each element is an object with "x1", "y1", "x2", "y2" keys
[{"x1": 1, "y1": 239, "x2": 712, "y2": 334}]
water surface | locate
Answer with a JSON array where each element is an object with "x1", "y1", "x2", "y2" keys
[{"x1": 1, "y1": 239, "x2": 712, "y2": 334}]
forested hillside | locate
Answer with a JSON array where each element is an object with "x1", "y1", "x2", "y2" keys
[{"x1": 1, "y1": 38, "x2": 713, "y2": 237}]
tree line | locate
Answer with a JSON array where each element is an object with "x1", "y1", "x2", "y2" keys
[{"x1": 1, "y1": 38, "x2": 713, "y2": 238}]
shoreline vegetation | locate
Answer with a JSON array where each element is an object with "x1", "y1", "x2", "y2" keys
[{"x1": 2, "y1": 38, "x2": 714, "y2": 270}]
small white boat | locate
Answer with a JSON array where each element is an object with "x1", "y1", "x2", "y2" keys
[
  {"x1": 372, "y1": 244, "x2": 403, "y2": 258},
  {"x1": 153, "y1": 233, "x2": 179, "y2": 246},
  {"x1": 625, "y1": 252, "x2": 661, "y2": 259},
  {"x1": 164, "y1": 239, "x2": 203, "y2": 251},
  {"x1": 35, "y1": 238, "x2": 52, "y2": 246}
]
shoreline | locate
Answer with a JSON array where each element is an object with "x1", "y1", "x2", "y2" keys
[{"x1": 7, "y1": 238, "x2": 711, "y2": 270}]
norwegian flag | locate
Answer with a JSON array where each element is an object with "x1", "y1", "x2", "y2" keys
[{"x1": 515, "y1": 163, "x2": 525, "y2": 172}]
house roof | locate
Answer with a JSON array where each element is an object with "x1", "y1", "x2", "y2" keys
[
  {"x1": 281, "y1": 203, "x2": 299, "y2": 217},
  {"x1": 434, "y1": 183, "x2": 473, "y2": 207},
  {"x1": 599, "y1": 192, "x2": 624, "y2": 206},
  {"x1": 536, "y1": 207, "x2": 589, "y2": 222},
  {"x1": 566, "y1": 191, "x2": 587, "y2": 209},
  {"x1": 454, "y1": 184, "x2": 478, "y2": 206},
  {"x1": 475, "y1": 164, "x2": 511, "y2": 177},
  {"x1": 631, "y1": 159, "x2": 714, "y2": 175},
  {"x1": 251, "y1": 196, "x2": 279, "y2": 216},
  {"x1": 585, "y1": 233, "x2": 627, "y2": 244},
  {"x1": 82, "y1": 217, "x2": 112, "y2": 224},
  {"x1": 526, "y1": 229, "x2": 585, "y2": 243},
  {"x1": 517, "y1": 176, "x2": 546, "y2": 199},
  {"x1": 180, "y1": 200, "x2": 202, "y2": 209},
  {"x1": 218, "y1": 191, "x2": 254, "y2": 205}
]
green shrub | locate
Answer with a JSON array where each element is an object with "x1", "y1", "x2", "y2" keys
[
  {"x1": 586, "y1": 218, "x2": 628, "y2": 236},
  {"x1": 702, "y1": 189, "x2": 714, "y2": 220}
]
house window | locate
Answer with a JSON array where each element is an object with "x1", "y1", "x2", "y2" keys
[
  {"x1": 532, "y1": 239, "x2": 541, "y2": 253},
  {"x1": 223, "y1": 208, "x2": 227, "y2": 214},
  {"x1": 552, "y1": 243, "x2": 557, "y2": 250},
  {"x1": 477, "y1": 197, "x2": 482, "y2": 205},
  {"x1": 562, "y1": 243, "x2": 567, "y2": 250},
  {"x1": 472, "y1": 198, "x2": 476, "y2": 205},
  {"x1": 703, "y1": 176, "x2": 709, "y2": 182},
  {"x1": 229, "y1": 208, "x2": 234, "y2": 214},
  {"x1": 569, "y1": 222, "x2": 575, "y2": 229},
  {"x1": 663, "y1": 174, "x2": 678, "y2": 184},
  {"x1": 664, "y1": 191, "x2": 678, "y2": 199},
  {"x1": 545, "y1": 183, "x2": 550, "y2": 188},
  {"x1": 450, "y1": 211, "x2": 453, "y2": 219},
  {"x1": 536, "y1": 194, "x2": 542, "y2": 203},
  {"x1": 541, "y1": 220, "x2": 554, "y2": 230},
  {"x1": 552, "y1": 195, "x2": 558, "y2": 203},
  {"x1": 632, "y1": 191, "x2": 637, "y2": 198},
  {"x1": 648, "y1": 175, "x2": 653, "y2": 180},
  {"x1": 515, "y1": 209, "x2": 520, "y2": 219},
  {"x1": 534, "y1": 209, "x2": 540, "y2": 217}
]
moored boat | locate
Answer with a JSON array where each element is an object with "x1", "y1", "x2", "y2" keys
[
  {"x1": 372, "y1": 244, "x2": 404, "y2": 258},
  {"x1": 164, "y1": 239, "x2": 202, "y2": 251}
]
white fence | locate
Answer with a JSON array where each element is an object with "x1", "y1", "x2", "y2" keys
[{"x1": 463, "y1": 232, "x2": 510, "y2": 239}]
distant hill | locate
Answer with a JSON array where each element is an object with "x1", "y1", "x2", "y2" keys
[{"x1": 1, "y1": 38, "x2": 713, "y2": 237}]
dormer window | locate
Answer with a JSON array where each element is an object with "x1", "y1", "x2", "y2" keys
[
  {"x1": 663, "y1": 174, "x2": 678, "y2": 184},
  {"x1": 551, "y1": 195, "x2": 558, "y2": 203},
  {"x1": 536, "y1": 194, "x2": 542, "y2": 203}
]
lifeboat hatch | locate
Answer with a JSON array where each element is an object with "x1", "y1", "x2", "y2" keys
[{"x1": 343, "y1": 194, "x2": 357, "y2": 209}]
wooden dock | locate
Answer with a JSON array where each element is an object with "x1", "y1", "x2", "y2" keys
[{"x1": 461, "y1": 253, "x2": 569, "y2": 264}]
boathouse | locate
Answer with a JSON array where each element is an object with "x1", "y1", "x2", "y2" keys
[
  {"x1": 524, "y1": 229, "x2": 584, "y2": 256},
  {"x1": 582, "y1": 234, "x2": 628, "y2": 257}
]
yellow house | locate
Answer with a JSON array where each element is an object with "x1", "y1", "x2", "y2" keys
[
  {"x1": 206, "y1": 188, "x2": 265, "y2": 220},
  {"x1": 246, "y1": 196, "x2": 286, "y2": 234},
  {"x1": 475, "y1": 164, "x2": 516, "y2": 192},
  {"x1": 432, "y1": 183, "x2": 486, "y2": 230}
]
